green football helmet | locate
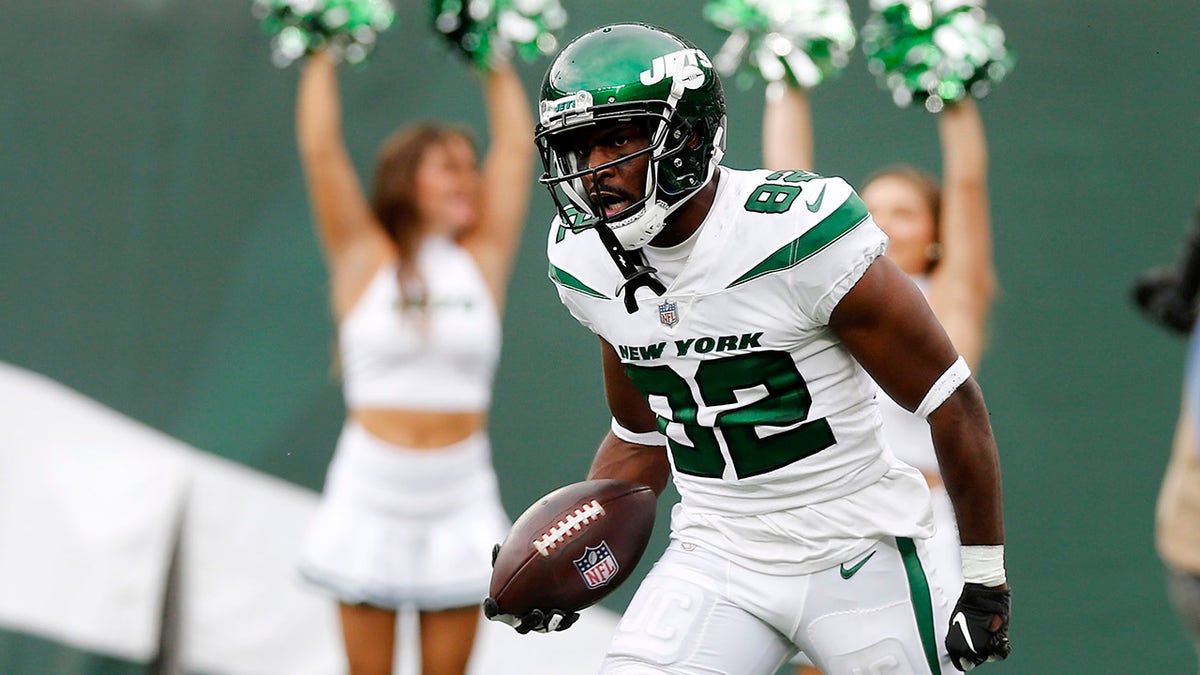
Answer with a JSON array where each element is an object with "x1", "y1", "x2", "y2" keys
[{"x1": 536, "y1": 22, "x2": 727, "y2": 251}]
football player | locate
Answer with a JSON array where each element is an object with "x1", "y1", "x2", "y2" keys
[{"x1": 487, "y1": 22, "x2": 1011, "y2": 674}]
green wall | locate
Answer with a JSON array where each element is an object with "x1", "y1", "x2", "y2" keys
[{"x1": 2, "y1": 0, "x2": 1198, "y2": 671}]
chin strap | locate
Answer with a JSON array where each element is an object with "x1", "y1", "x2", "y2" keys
[{"x1": 593, "y1": 224, "x2": 665, "y2": 313}]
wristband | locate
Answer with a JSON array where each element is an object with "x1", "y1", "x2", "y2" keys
[{"x1": 961, "y1": 544, "x2": 1006, "y2": 586}]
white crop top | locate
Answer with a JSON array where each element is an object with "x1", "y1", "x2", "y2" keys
[{"x1": 338, "y1": 236, "x2": 501, "y2": 412}]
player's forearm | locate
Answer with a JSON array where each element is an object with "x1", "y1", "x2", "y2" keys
[
  {"x1": 927, "y1": 378, "x2": 1005, "y2": 545},
  {"x1": 587, "y1": 431, "x2": 671, "y2": 497}
]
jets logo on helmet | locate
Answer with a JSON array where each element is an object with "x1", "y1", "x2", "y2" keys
[{"x1": 640, "y1": 48, "x2": 712, "y2": 88}]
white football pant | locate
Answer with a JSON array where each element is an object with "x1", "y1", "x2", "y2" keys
[{"x1": 600, "y1": 536, "x2": 956, "y2": 674}]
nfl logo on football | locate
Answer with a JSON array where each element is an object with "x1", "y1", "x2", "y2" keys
[
  {"x1": 574, "y1": 541, "x2": 620, "y2": 589},
  {"x1": 658, "y1": 300, "x2": 678, "y2": 327}
]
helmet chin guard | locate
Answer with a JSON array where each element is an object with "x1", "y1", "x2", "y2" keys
[{"x1": 607, "y1": 200, "x2": 670, "y2": 250}]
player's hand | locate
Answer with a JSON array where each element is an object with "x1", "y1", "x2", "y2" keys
[
  {"x1": 482, "y1": 597, "x2": 579, "y2": 634},
  {"x1": 945, "y1": 583, "x2": 1011, "y2": 671},
  {"x1": 483, "y1": 544, "x2": 579, "y2": 634}
]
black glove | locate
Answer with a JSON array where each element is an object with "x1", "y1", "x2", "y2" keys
[
  {"x1": 945, "y1": 583, "x2": 1011, "y2": 672},
  {"x1": 482, "y1": 597, "x2": 580, "y2": 634},
  {"x1": 481, "y1": 544, "x2": 580, "y2": 635}
]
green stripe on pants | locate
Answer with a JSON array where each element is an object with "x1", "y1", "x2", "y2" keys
[{"x1": 898, "y1": 536, "x2": 941, "y2": 674}]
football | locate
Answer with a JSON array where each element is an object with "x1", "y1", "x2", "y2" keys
[{"x1": 489, "y1": 478, "x2": 657, "y2": 617}]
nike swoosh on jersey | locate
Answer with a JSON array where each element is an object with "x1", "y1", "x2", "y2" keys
[
  {"x1": 805, "y1": 184, "x2": 827, "y2": 212},
  {"x1": 839, "y1": 550, "x2": 876, "y2": 579}
]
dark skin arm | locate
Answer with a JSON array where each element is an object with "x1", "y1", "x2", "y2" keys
[
  {"x1": 585, "y1": 338, "x2": 672, "y2": 497},
  {"x1": 829, "y1": 255, "x2": 1005, "y2": 550}
]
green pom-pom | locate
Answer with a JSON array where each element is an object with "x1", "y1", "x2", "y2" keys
[
  {"x1": 252, "y1": 0, "x2": 396, "y2": 68},
  {"x1": 862, "y1": 0, "x2": 1015, "y2": 112},
  {"x1": 703, "y1": 0, "x2": 857, "y2": 90},
  {"x1": 431, "y1": 0, "x2": 568, "y2": 71}
]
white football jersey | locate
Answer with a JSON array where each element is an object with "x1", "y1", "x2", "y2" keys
[{"x1": 547, "y1": 167, "x2": 933, "y2": 572}]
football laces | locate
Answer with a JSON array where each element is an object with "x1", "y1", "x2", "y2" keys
[{"x1": 532, "y1": 500, "x2": 606, "y2": 557}]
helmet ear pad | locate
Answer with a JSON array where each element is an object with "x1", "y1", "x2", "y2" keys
[{"x1": 655, "y1": 119, "x2": 706, "y2": 199}]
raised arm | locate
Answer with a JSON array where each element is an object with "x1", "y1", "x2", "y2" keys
[
  {"x1": 461, "y1": 62, "x2": 536, "y2": 311},
  {"x1": 585, "y1": 338, "x2": 672, "y2": 496},
  {"x1": 927, "y1": 98, "x2": 996, "y2": 370},
  {"x1": 296, "y1": 51, "x2": 386, "y2": 317},
  {"x1": 762, "y1": 82, "x2": 814, "y2": 172}
]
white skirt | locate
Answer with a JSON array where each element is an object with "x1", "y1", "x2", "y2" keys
[{"x1": 298, "y1": 421, "x2": 510, "y2": 611}]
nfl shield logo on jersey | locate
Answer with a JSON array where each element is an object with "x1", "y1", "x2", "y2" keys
[
  {"x1": 574, "y1": 541, "x2": 620, "y2": 589},
  {"x1": 658, "y1": 300, "x2": 678, "y2": 327}
]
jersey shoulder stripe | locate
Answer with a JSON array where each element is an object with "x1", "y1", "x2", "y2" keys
[
  {"x1": 727, "y1": 190, "x2": 870, "y2": 288},
  {"x1": 545, "y1": 211, "x2": 622, "y2": 301},
  {"x1": 548, "y1": 263, "x2": 609, "y2": 299}
]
